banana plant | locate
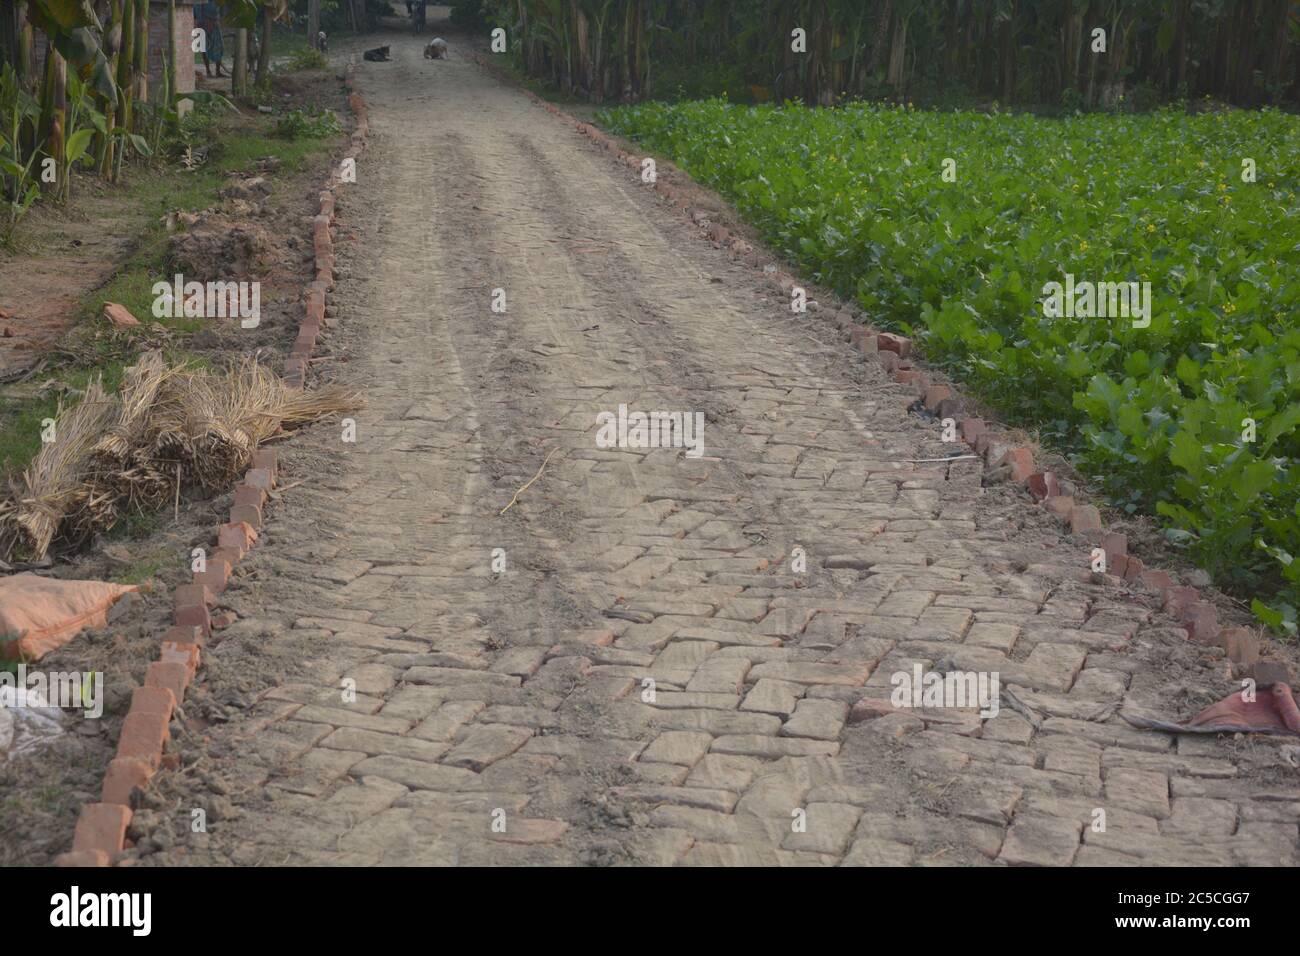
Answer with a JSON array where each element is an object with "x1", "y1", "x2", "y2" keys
[
  {"x1": 0, "y1": 64, "x2": 44, "y2": 242},
  {"x1": 26, "y1": 0, "x2": 119, "y2": 110}
]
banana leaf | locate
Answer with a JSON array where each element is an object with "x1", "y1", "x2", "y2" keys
[{"x1": 27, "y1": 2, "x2": 118, "y2": 109}]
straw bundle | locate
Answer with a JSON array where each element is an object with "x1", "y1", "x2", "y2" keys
[
  {"x1": 10, "y1": 380, "x2": 119, "y2": 559},
  {"x1": 1, "y1": 356, "x2": 362, "y2": 562},
  {"x1": 89, "y1": 351, "x2": 179, "y2": 513}
]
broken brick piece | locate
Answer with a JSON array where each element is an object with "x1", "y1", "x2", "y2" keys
[
  {"x1": 1026, "y1": 472, "x2": 1060, "y2": 501},
  {"x1": 1218, "y1": 627, "x2": 1260, "y2": 666},
  {"x1": 1068, "y1": 504, "x2": 1101, "y2": 534},
  {"x1": 877, "y1": 332, "x2": 912, "y2": 357}
]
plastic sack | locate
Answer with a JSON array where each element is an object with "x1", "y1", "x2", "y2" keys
[{"x1": 0, "y1": 573, "x2": 138, "y2": 660}]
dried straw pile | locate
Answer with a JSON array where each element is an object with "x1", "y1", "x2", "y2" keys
[{"x1": 0, "y1": 351, "x2": 361, "y2": 562}]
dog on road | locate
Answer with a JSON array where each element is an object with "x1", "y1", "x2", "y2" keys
[{"x1": 423, "y1": 37, "x2": 448, "y2": 59}]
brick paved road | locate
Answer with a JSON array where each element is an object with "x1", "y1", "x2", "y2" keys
[{"x1": 135, "y1": 34, "x2": 1299, "y2": 867}]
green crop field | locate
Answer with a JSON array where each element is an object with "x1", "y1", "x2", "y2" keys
[{"x1": 600, "y1": 100, "x2": 1300, "y2": 634}]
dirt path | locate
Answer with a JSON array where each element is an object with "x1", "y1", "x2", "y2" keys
[{"x1": 127, "y1": 30, "x2": 1299, "y2": 867}]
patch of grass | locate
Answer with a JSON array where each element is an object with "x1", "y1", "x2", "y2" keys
[
  {"x1": 111, "y1": 551, "x2": 168, "y2": 586},
  {"x1": 283, "y1": 47, "x2": 330, "y2": 72}
]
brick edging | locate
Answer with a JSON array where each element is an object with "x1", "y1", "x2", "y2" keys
[
  {"x1": 53, "y1": 66, "x2": 372, "y2": 867},
  {"x1": 468, "y1": 52, "x2": 1290, "y2": 695}
]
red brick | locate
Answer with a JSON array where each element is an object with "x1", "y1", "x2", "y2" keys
[
  {"x1": 174, "y1": 602, "x2": 210, "y2": 636},
  {"x1": 218, "y1": 521, "x2": 258, "y2": 556},
  {"x1": 160, "y1": 641, "x2": 200, "y2": 679},
  {"x1": 1044, "y1": 495, "x2": 1075, "y2": 519},
  {"x1": 1026, "y1": 472, "x2": 1060, "y2": 501},
  {"x1": 1218, "y1": 627, "x2": 1259, "y2": 666},
  {"x1": 1139, "y1": 569, "x2": 1175, "y2": 590},
  {"x1": 894, "y1": 369, "x2": 926, "y2": 388},
  {"x1": 244, "y1": 468, "x2": 274, "y2": 493},
  {"x1": 210, "y1": 610, "x2": 237, "y2": 631},
  {"x1": 877, "y1": 350, "x2": 900, "y2": 373},
  {"x1": 72, "y1": 803, "x2": 131, "y2": 856},
  {"x1": 130, "y1": 686, "x2": 176, "y2": 720},
  {"x1": 145, "y1": 660, "x2": 191, "y2": 705},
  {"x1": 1181, "y1": 601, "x2": 1219, "y2": 644},
  {"x1": 923, "y1": 385, "x2": 952, "y2": 411},
  {"x1": 250, "y1": 449, "x2": 278, "y2": 480},
  {"x1": 193, "y1": 555, "x2": 233, "y2": 596},
  {"x1": 175, "y1": 583, "x2": 213, "y2": 609},
  {"x1": 116, "y1": 710, "x2": 170, "y2": 768},
  {"x1": 54, "y1": 850, "x2": 109, "y2": 867},
  {"x1": 960, "y1": 418, "x2": 987, "y2": 445},
  {"x1": 1101, "y1": 532, "x2": 1128, "y2": 568},
  {"x1": 849, "y1": 326, "x2": 876, "y2": 354},
  {"x1": 1122, "y1": 556, "x2": 1145, "y2": 582},
  {"x1": 234, "y1": 482, "x2": 267, "y2": 510},
  {"x1": 1162, "y1": 585, "x2": 1200, "y2": 615},
  {"x1": 101, "y1": 757, "x2": 154, "y2": 806},
  {"x1": 1068, "y1": 504, "x2": 1102, "y2": 534},
  {"x1": 999, "y1": 447, "x2": 1035, "y2": 484},
  {"x1": 877, "y1": 332, "x2": 912, "y2": 357},
  {"x1": 230, "y1": 503, "x2": 263, "y2": 530},
  {"x1": 162, "y1": 624, "x2": 204, "y2": 648}
]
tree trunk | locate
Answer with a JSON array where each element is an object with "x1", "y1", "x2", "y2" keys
[
  {"x1": 41, "y1": 47, "x2": 67, "y2": 200},
  {"x1": 234, "y1": 27, "x2": 248, "y2": 95},
  {"x1": 114, "y1": 0, "x2": 135, "y2": 178},
  {"x1": 256, "y1": 4, "x2": 274, "y2": 86},
  {"x1": 308, "y1": 0, "x2": 320, "y2": 49},
  {"x1": 1262, "y1": 0, "x2": 1290, "y2": 98},
  {"x1": 869, "y1": 0, "x2": 893, "y2": 76},
  {"x1": 1233, "y1": 0, "x2": 1257, "y2": 104},
  {"x1": 134, "y1": 0, "x2": 148, "y2": 111},
  {"x1": 999, "y1": 2, "x2": 1014, "y2": 103},
  {"x1": 1171, "y1": 0, "x2": 1188, "y2": 95},
  {"x1": 167, "y1": 0, "x2": 178, "y2": 100},
  {"x1": 885, "y1": 11, "x2": 907, "y2": 90},
  {"x1": 941, "y1": 0, "x2": 959, "y2": 91}
]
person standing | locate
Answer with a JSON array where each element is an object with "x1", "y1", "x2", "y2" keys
[{"x1": 196, "y1": 1, "x2": 227, "y2": 78}]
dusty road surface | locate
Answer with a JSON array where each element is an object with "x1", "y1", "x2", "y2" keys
[{"x1": 131, "y1": 29, "x2": 1300, "y2": 867}]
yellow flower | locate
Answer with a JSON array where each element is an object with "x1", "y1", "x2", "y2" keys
[
  {"x1": 1146, "y1": 223, "x2": 1155, "y2": 232},
  {"x1": 1224, "y1": 303, "x2": 1236, "y2": 314},
  {"x1": 1079, "y1": 241, "x2": 1089, "y2": 252}
]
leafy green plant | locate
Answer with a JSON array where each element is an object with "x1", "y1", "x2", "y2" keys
[
  {"x1": 601, "y1": 98, "x2": 1300, "y2": 633},
  {"x1": 275, "y1": 106, "x2": 342, "y2": 139},
  {"x1": 0, "y1": 64, "x2": 43, "y2": 242},
  {"x1": 284, "y1": 47, "x2": 329, "y2": 72}
]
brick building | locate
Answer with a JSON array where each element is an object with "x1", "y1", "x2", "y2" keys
[{"x1": 147, "y1": 1, "x2": 199, "y2": 100}]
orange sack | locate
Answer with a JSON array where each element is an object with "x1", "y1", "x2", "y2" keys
[{"x1": 0, "y1": 573, "x2": 138, "y2": 660}]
